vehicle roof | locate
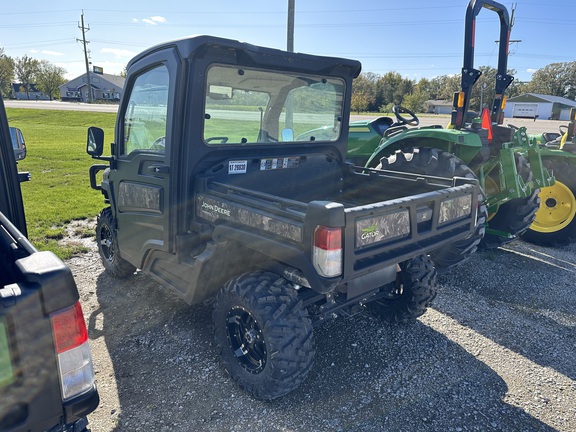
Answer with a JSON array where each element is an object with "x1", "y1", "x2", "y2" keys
[{"x1": 127, "y1": 34, "x2": 362, "y2": 79}]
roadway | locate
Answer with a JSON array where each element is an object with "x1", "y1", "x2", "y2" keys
[{"x1": 5, "y1": 99, "x2": 566, "y2": 136}]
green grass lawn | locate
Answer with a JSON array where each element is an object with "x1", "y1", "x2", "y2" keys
[{"x1": 8, "y1": 108, "x2": 117, "y2": 259}]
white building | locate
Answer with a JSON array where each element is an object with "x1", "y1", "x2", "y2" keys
[
  {"x1": 503, "y1": 93, "x2": 576, "y2": 121},
  {"x1": 58, "y1": 67, "x2": 125, "y2": 102},
  {"x1": 425, "y1": 99, "x2": 453, "y2": 115}
]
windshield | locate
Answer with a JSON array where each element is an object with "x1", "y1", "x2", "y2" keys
[{"x1": 203, "y1": 65, "x2": 345, "y2": 145}]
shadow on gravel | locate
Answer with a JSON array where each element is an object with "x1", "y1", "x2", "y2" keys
[
  {"x1": 437, "y1": 241, "x2": 576, "y2": 382},
  {"x1": 87, "y1": 264, "x2": 557, "y2": 432}
]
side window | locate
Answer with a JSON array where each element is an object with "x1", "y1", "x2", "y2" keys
[{"x1": 123, "y1": 65, "x2": 169, "y2": 155}]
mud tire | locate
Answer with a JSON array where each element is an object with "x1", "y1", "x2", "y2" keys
[
  {"x1": 213, "y1": 271, "x2": 314, "y2": 400},
  {"x1": 365, "y1": 255, "x2": 437, "y2": 323},
  {"x1": 96, "y1": 207, "x2": 136, "y2": 278}
]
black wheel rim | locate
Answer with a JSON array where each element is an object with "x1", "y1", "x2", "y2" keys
[
  {"x1": 99, "y1": 224, "x2": 115, "y2": 262},
  {"x1": 226, "y1": 307, "x2": 267, "y2": 374}
]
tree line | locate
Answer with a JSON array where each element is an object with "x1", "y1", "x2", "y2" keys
[
  {"x1": 351, "y1": 61, "x2": 576, "y2": 114},
  {"x1": 2, "y1": 45, "x2": 575, "y2": 111},
  {"x1": 0, "y1": 48, "x2": 67, "y2": 100}
]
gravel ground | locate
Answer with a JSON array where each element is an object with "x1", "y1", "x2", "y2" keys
[{"x1": 62, "y1": 219, "x2": 576, "y2": 432}]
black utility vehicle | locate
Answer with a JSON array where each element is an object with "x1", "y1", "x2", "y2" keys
[
  {"x1": 0, "y1": 95, "x2": 99, "y2": 431},
  {"x1": 87, "y1": 36, "x2": 482, "y2": 400}
]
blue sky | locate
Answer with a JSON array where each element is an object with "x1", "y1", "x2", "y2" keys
[{"x1": 1, "y1": 0, "x2": 572, "y2": 84}]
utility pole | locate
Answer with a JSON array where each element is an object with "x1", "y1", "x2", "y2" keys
[
  {"x1": 287, "y1": 0, "x2": 295, "y2": 52},
  {"x1": 77, "y1": 11, "x2": 93, "y2": 103},
  {"x1": 497, "y1": 4, "x2": 521, "y2": 54}
]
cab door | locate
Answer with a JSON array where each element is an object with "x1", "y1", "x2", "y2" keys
[{"x1": 109, "y1": 49, "x2": 179, "y2": 266}]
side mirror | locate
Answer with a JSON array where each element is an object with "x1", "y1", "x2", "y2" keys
[
  {"x1": 87, "y1": 126, "x2": 105, "y2": 157},
  {"x1": 10, "y1": 127, "x2": 26, "y2": 160}
]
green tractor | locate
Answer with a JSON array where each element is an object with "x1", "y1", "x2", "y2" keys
[
  {"x1": 346, "y1": 0, "x2": 554, "y2": 258},
  {"x1": 519, "y1": 108, "x2": 576, "y2": 246}
]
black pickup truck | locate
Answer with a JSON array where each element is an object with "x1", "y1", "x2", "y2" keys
[
  {"x1": 0, "y1": 95, "x2": 99, "y2": 431},
  {"x1": 86, "y1": 35, "x2": 482, "y2": 400}
]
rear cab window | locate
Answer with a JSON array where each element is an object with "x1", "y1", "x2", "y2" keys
[{"x1": 203, "y1": 65, "x2": 345, "y2": 145}]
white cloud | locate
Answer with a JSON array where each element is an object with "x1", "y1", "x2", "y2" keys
[
  {"x1": 101, "y1": 47, "x2": 136, "y2": 59},
  {"x1": 42, "y1": 50, "x2": 65, "y2": 56},
  {"x1": 141, "y1": 15, "x2": 167, "y2": 25},
  {"x1": 527, "y1": 68, "x2": 537, "y2": 74}
]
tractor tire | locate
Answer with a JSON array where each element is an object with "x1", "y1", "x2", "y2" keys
[
  {"x1": 480, "y1": 190, "x2": 540, "y2": 249},
  {"x1": 365, "y1": 255, "x2": 437, "y2": 323},
  {"x1": 521, "y1": 159, "x2": 576, "y2": 247},
  {"x1": 96, "y1": 207, "x2": 136, "y2": 278},
  {"x1": 213, "y1": 271, "x2": 314, "y2": 400},
  {"x1": 480, "y1": 153, "x2": 540, "y2": 249},
  {"x1": 377, "y1": 147, "x2": 487, "y2": 272}
]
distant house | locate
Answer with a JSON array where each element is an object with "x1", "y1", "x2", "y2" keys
[
  {"x1": 503, "y1": 93, "x2": 576, "y2": 121},
  {"x1": 59, "y1": 67, "x2": 125, "y2": 102},
  {"x1": 11, "y1": 83, "x2": 50, "y2": 100},
  {"x1": 425, "y1": 99, "x2": 453, "y2": 115}
]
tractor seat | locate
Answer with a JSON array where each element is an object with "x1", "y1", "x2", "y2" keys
[
  {"x1": 372, "y1": 117, "x2": 395, "y2": 135},
  {"x1": 542, "y1": 132, "x2": 561, "y2": 143}
]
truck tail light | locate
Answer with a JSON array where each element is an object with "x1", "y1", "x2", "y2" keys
[
  {"x1": 50, "y1": 302, "x2": 95, "y2": 401},
  {"x1": 313, "y1": 226, "x2": 342, "y2": 277}
]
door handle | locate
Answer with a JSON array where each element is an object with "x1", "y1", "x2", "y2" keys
[{"x1": 148, "y1": 164, "x2": 170, "y2": 174}]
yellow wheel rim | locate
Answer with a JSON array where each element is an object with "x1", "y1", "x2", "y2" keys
[
  {"x1": 531, "y1": 181, "x2": 576, "y2": 233},
  {"x1": 484, "y1": 176, "x2": 500, "y2": 221}
]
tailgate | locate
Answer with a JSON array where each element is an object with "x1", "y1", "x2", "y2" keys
[{"x1": 342, "y1": 172, "x2": 479, "y2": 277}]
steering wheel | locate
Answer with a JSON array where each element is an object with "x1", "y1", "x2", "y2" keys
[
  {"x1": 150, "y1": 136, "x2": 166, "y2": 150},
  {"x1": 205, "y1": 136, "x2": 229, "y2": 144},
  {"x1": 392, "y1": 105, "x2": 419, "y2": 126}
]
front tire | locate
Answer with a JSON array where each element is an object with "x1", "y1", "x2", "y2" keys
[
  {"x1": 377, "y1": 147, "x2": 487, "y2": 272},
  {"x1": 480, "y1": 189, "x2": 540, "y2": 248},
  {"x1": 365, "y1": 255, "x2": 437, "y2": 323},
  {"x1": 480, "y1": 153, "x2": 540, "y2": 249},
  {"x1": 521, "y1": 159, "x2": 576, "y2": 246},
  {"x1": 213, "y1": 271, "x2": 314, "y2": 400},
  {"x1": 96, "y1": 207, "x2": 136, "y2": 278}
]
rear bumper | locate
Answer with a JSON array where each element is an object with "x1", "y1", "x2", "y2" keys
[{"x1": 63, "y1": 385, "x2": 99, "y2": 428}]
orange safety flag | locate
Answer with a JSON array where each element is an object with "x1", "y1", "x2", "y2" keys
[{"x1": 481, "y1": 107, "x2": 493, "y2": 142}]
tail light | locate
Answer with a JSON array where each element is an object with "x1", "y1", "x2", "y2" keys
[
  {"x1": 313, "y1": 226, "x2": 342, "y2": 277},
  {"x1": 50, "y1": 302, "x2": 95, "y2": 401}
]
